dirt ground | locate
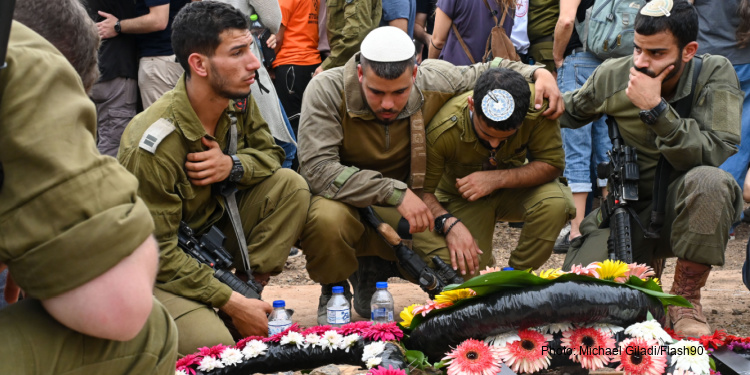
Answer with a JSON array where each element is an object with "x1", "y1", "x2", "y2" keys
[{"x1": 265, "y1": 221, "x2": 750, "y2": 337}]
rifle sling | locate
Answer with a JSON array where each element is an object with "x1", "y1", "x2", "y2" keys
[
  {"x1": 410, "y1": 109, "x2": 426, "y2": 196},
  {"x1": 647, "y1": 57, "x2": 703, "y2": 237},
  {"x1": 224, "y1": 113, "x2": 253, "y2": 276}
]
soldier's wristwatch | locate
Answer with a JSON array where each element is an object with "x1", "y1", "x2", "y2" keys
[
  {"x1": 434, "y1": 213, "x2": 454, "y2": 235},
  {"x1": 228, "y1": 155, "x2": 244, "y2": 182},
  {"x1": 639, "y1": 98, "x2": 668, "y2": 125},
  {"x1": 114, "y1": 20, "x2": 122, "y2": 34}
]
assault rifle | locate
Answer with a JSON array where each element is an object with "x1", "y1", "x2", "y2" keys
[
  {"x1": 359, "y1": 207, "x2": 464, "y2": 298},
  {"x1": 178, "y1": 222, "x2": 263, "y2": 299},
  {"x1": 596, "y1": 117, "x2": 639, "y2": 264}
]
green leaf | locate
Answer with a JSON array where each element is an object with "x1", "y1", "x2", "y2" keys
[{"x1": 405, "y1": 349, "x2": 429, "y2": 370}]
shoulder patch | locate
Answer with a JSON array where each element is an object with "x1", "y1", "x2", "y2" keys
[{"x1": 139, "y1": 118, "x2": 175, "y2": 154}]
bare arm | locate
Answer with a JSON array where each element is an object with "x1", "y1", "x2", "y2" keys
[
  {"x1": 40, "y1": 235, "x2": 160, "y2": 341},
  {"x1": 743, "y1": 168, "x2": 750, "y2": 202},
  {"x1": 271, "y1": 24, "x2": 286, "y2": 53},
  {"x1": 428, "y1": 7, "x2": 451, "y2": 59},
  {"x1": 388, "y1": 18, "x2": 409, "y2": 34},
  {"x1": 413, "y1": 12, "x2": 430, "y2": 45},
  {"x1": 553, "y1": 0, "x2": 581, "y2": 69},
  {"x1": 456, "y1": 161, "x2": 562, "y2": 201},
  {"x1": 96, "y1": 4, "x2": 169, "y2": 39}
]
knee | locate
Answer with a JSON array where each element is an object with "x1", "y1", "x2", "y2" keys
[
  {"x1": 304, "y1": 199, "x2": 361, "y2": 246},
  {"x1": 528, "y1": 195, "x2": 574, "y2": 222},
  {"x1": 684, "y1": 166, "x2": 741, "y2": 206},
  {"x1": 272, "y1": 168, "x2": 310, "y2": 192}
]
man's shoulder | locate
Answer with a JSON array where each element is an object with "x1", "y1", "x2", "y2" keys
[
  {"x1": 120, "y1": 97, "x2": 185, "y2": 164},
  {"x1": 417, "y1": 59, "x2": 472, "y2": 93},
  {"x1": 426, "y1": 91, "x2": 471, "y2": 144},
  {"x1": 305, "y1": 67, "x2": 346, "y2": 103}
]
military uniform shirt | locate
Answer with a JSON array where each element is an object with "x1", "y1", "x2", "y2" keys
[{"x1": 119, "y1": 76, "x2": 284, "y2": 308}]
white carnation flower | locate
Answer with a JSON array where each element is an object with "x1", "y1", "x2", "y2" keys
[
  {"x1": 241, "y1": 340, "x2": 268, "y2": 359},
  {"x1": 625, "y1": 320, "x2": 674, "y2": 344},
  {"x1": 588, "y1": 323, "x2": 624, "y2": 335},
  {"x1": 670, "y1": 340, "x2": 711, "y2": 375},
  {"x1": 366, "y1": 356, "x2": 383, "y2": 369},
  {"x1": 361, "y1": 341, "x2": 386, "y2": 362},
  {"x1": 340, "y1": 334, "x2": 361, "y2": 352},
  {"x1": 322, "y1": 330, "x2": 344, "y2": 347},
  {"x1": 485, "y1": 331, "x2": 521, "y2": 348},
  {"x1": 305, "y1": 333, "x2": 321, "y2": 347},
  {"x1": 197, "y1": 356, "x2": 225, "y2": 372},
  {"x1": 280, "y1": 331, "x2": 306, "y2": 349},
  {"x1": 220, "y1": 347, "x2": 244, "y2": 366},
  {"x1": 176, "y1": 370, "x2": 188, "y2": 375}
]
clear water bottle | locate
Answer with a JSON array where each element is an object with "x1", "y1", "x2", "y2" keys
[
  {"x1": 268, "y1": 300, "x2": 292, "y2": 336},
  {"x1": 249, "y1": 14, "x2": 264, "y2": 36},
  {"x1": 370, "y1": 282, "x2": 394, "y2": 323},
  {"x1": 248, "y1": 13, "x2": 275, "y2": 68},
  {"x1": 327, "y1": 286, "x2": 350, "y2": 327}
]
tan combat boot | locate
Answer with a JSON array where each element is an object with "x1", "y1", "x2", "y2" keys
[{"x1": 668, "y1": 258, "x2": 712, "y2": 338}]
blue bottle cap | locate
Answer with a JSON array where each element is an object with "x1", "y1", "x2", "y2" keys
[
  {"x1": 376, "y1": 281, "x2": 388, "y2": 289},
  {"x1": 273, "y1": 300, "x2": 285, "y2": 308},
  {"x1": 332, "y1": 286, "x2": 344, "y2": 293},
  {"x1": 502, "y1": 267, "x2": 515, "y2": 271}
]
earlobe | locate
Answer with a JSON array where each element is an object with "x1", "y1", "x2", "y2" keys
[{"x1": 188, "y1": 53, "x2": 208, "y2": 77}]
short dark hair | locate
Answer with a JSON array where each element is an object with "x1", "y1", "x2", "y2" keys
[
  {"x1": 359, "y1": 54, "x2": 416, "y2": 80},
  {"x1": 634, "y1": 0, "x2": 698, "y2": 50},
  {"x1": 172, "y1": 1, "x2": 249, "y2": 78},
  {"x1": 473, "y1": 68, "x2": 530, "y2": 131},
  {"x1": 14, "y1": 0, "x2": 100, "y2": 92}
]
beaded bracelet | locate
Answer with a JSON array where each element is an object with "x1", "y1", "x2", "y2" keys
[{"x1": 444, "y1": 218, "x2": 462, "y2": 237}]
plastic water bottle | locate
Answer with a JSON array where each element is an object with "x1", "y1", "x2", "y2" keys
[
  {"x1": 249, "y1": 14, "x2": 264, "y2": 36},
  {"x1": 248, "y1": 13, "x2": 275, "y2": 68},
  {"x1": 268, "y1": 300, "x2": 292, "y2": 336},
  {"x1": 327, "y1": 286, "x2": 351, "y2": 327},
  {"x1": 370, "y1": 282, "x2": 394, "y2": 323}
]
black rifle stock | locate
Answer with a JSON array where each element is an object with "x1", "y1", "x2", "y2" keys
[
  {"x1": 597, "y1": 117, "x2": 638, "y2": 264},
  {"x1": 359, "y1": 207, "x2": 464, "y2": 298},
  {"x1": 178, "y1": 222, "x2": 263, "y2": 299}
]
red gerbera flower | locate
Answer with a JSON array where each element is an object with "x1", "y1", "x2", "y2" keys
[
  {"x1": 615, "y1": 338, "x2": 667, "y2": 375},
  {"x1": 301, "y1": 324, "x2": 334, "y2": 337},
  {"x1": 443, "y1": 338, "x2": 503, "y2": 375},
  {"x1": 197, "y1": 344, "x2": 228, "y2": 358},
  {"x1": 411, "y1": 300, "x2": 453, "y2": 317},
  {"x1": 236, "y1": 336, "x2": 266, "y2": 350},
  {"x1": 368, "y1": 365, "x2": 408, "y2": 375},
  {"x1": 338, "y1": 321, "x2": 373, "y2": 336},
  {"x1": 496, "y1": 329, "x2": 552, "y2": 374},
  {"x1": 265, "y1": 323, "x2": 302, "y2": 342},
  {"x1": 175, "y1": 354, "x2": 202, "y2": 375},
  {"x1": 362, "y1": 322, "x2": 404, "y2": 342},
  {"x1": 561, "y1": 326, "x2": 616, "y2": 370}
]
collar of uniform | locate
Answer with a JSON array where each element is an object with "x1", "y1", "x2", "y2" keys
[
  {"x1": 667, "y1": 56, "x2": 701, "y2": 104},
  {"x1": 171, "y1": 75, "x2": 210, "y2": 142},
  {"x1": 343, "y1": 53, "x2": 425, "y2": 120}
]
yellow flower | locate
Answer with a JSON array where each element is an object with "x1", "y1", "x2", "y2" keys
[
  {"x1": 537, "y1": 268, "x2": 565, "y2": 280},
  {"x1": 434, "y1": 288, "x2": 476, "y2": 305},
  {"x1": 399, "y1": 304, "x2": 420, "y2": 328},
  {"x1": 595, "y1": 259, "x2": 629, "y2": 280},
  {"x1": 652, "y1": 278, "x2": 661, "y2": 287}
]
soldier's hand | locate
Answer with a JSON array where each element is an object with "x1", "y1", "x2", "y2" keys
[
  {"x1": 445, "y1": 220, "x2": 483, "y2": 276},
  {"x1": 532, "y1": 68, "x2": 564, "y2": 120},
  {"x1": 396, "y1": 189, "x2": 435, "y2": 233},
  {"x1": 456, "y1": 171, "x2": 497, "y2": 201},
  {"x1": 313, "y1": 66, "x2": 324, "y2": 77},
  {"x1": 186, "y1": 137, "x2": 234, "y2": 186},
  {"x1": 0, "y1": 262, "x2": 21, "y2": 304},
  {"x1": 96, "y1": 11, "x2": 119, "y2": 40},
  {"x1": 221, "y1": 292, "x2": 273, "y2": 338},
  {"x1": 627, "y1": 65, "x2": 673, "y2": 110}
]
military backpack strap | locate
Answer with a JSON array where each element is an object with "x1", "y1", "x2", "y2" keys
[
  {"x1": 409, "y1": 109, "x2": 427, "y2": 196},
  {"x1": 224, "y1": 110, "x2": 254, "y2": 277}
]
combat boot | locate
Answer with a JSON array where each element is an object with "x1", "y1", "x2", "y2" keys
[
  {"x1": 668, "y1": 258, "x2": 712, "y2": 338},
  {"x1": 317, "y1": 281, "x2": 352, "y2": 326},
  {"x1": 349, "y1": 256, "x2": 400, "y2": 318}
]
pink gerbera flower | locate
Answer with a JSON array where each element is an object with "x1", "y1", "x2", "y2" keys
[
  {"x1": 411, "y1": 300, "x2": 453, "y2": 317},
  {"x1": 496, "y1": 329, "x2": 552, "y2": 374},
  {"x1": 616, "y1": 263, "x2": 656, "y2": 282},
  {"x1": 301, "y1": 324, "x2": 333, "y2": 337},
  {"x1": 443, "y1": 338, "x2": 503, "y2": 375},
  {"x1": 338, "y1": 321, "x2": 373, "y2": 336},
  {"x1": 616, "y1": 338, "x2": 668, "y2": 375},
  {"x1": 197, "y1": 344, "x2": 228, "y2": 358},
  {"x1": 236, "y1": 336, "x2": 266, "y2": 349},
  {"x1": 568, "y1": 262, "x2": 601, "y2": 278},
  {"x1": 479, "y1": 266, "x2": 503, "y2": 275},
  {"x1": 175, "y1": 354, "x2": 202, "y2": 375},
  {"x1": 368, "y1": 365, "x2": 408, "y2": 375},
  {"x1": 266, "y1": 323, "x2": 302, "y2": 342},
  {"x1": 362, "y1": 322, "x2": 404, "y2": 342},
  {"x1": 561, "y1": 326, "x2": 616, "y2": 370}
]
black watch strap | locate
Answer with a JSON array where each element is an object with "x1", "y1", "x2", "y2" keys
[
  {"x1": 640, "y1": 98, "x2": 668, "y2": 125},
  {"x1": 229, "y1": 155, "x2": 243, "y2": 182},
  {"x1": 114, "y1": 20, "x2": 121, "y2": 34},
  {"x1": 434, "y1": 213, "x2": 454, "y2": 235}
]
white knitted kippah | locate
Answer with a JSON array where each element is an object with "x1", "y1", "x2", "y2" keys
[{"x1": 360, "y1": 26, "x2": 415, "y2": 62}]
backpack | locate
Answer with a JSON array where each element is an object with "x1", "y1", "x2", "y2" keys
[
  {"x1": 576, "y1": 0, "x2": 647, "y2": 60},
  {"x1": 452, "y1": 0, "x2": 521, "y2": 64}
]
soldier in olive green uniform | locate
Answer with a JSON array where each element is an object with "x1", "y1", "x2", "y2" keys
[
  {"x1": 560, "y1": 1, "x2": 744, "y2": 337},
  {"x1": 317, "y1": 0, "x2": 382, "y2": 72},
  {"x1": 527, "y1": 0, "x2": 559, "y2": 72},
  {"x1": 299, "y1": 26, "x2": 563, "y2": 324},
  {"x1": 423, "y1": 68, "x2": 575, "y2": 274},
  {"x1": 119, "y1": 2, "x2": 310, "y2": 355},
  {"x1": 0, "y1": 22, "x2": 177, "y2": 374}
]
